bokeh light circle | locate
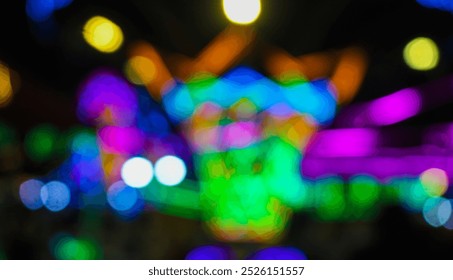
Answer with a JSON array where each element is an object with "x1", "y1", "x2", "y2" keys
[
  {"x1": 83, "y1": 16, "x2": 123, "y2": 53},
  {"x1": 124, "y1": 56, "x2": 156, "y2": 85},
  {"x1": 0, "y1": 63, "x2": 13, "y2": 107},
  {"x1": 107, "y1": 181, "x2": 138, "y2": 211},
  {"x1": 420, "y1": 168, "x2": 448, "y2": 197},
  {"x1": 403, "y1": 37, "x2": 439, "y2": 71},
  {"x1": 19, "y1": 179, "x2": 44, "y2": 210},
  {"x1": 222, "y1": 0, "x2": 261, "y2": 25},
  {"x1": 121, "y1": 157, "x2": 154, "y2": 188},
  {"x1": 40, "y1": 181, "x2": 71, "y2": 212},
  {"x1": 52, "y1": 234, "x2": 99, "y2": 260},
  {"x1": 423, "y1": 197, "x2": 451, "y2": 227},
  {"x1": 155, "y1": 155, "x2": 187, "y2": 186},
  {"x1": 24, "y1": 124, "x2": 58, "y2": 162}
]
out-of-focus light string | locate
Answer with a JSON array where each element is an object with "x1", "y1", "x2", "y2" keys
[{"x1": 20, "y1": 20, "x2": 370, "y2": 242}]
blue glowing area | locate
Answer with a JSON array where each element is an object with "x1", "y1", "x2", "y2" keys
[
  {"x1": 107, "y1": 181, "x2": 139, "y2": 212},
  {"x1": 162, "y1": 67, "x2": 336, "y2": 125},
  {"x1": 19, "y1": 179, "x2": 44, "y2": 210},
  {"x1": 185, "y1": 245, "x2": 233, "y2": 260},
  {"x1": 26, "y1": 0, "x2": 73, "y2": 22},
  {"x1": 40, "y1": 181, "x2": 71, "y2": 212},
  {"x1": 417, "y1": 0, "x2": 453, "y2": 13},
  {"x1": 162, "y1": 83, "x2": 195, "y2": 122},
  {"x1": 26, "y1": 0, "x2": 54, "y2": 22},
  {"x1": 136, "y1": 92, "x2": 171, "y2": 135},
  {"x1": 249, "y1": 247, "x2": 307, "y2": 260},
  {"x1": 423, "y1": 197, "x2": 452, "y2": 227}
]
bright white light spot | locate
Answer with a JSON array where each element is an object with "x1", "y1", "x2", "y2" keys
[
  {"x1": 223, "y1": 0, "x2": 261, "y2": 25},
  {"x1": 121, "y1": 157, "x2": 153, "y2": 188},
  {"x1": 155, "y1": 155, "x2": 187, "y2": 186}
]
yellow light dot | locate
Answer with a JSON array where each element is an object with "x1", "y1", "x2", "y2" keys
[
  {"x1": 222, "y1": 0, "x2": 261, "y2": 25},
  {"x1": 0, "y1": 63, "x2": 13, "y2": 107},
  {"x1": 420, "y1": 168, "x2": 448, "y2": 197},
  {"x1": 83, "y1": 16, "x2": 124, "y2": 53},
  {"x1": 403, "y1": 37, "x2": 439, "y2": 71},
  {"x1": 124, "y1": 56, "x2": 157, "y2": 85}
]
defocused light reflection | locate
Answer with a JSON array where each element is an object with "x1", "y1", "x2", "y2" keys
[
  {"x1": 423, "y1": 197, "x2": 451, "y2": 227},
  {"x1": 161, "y1": 67, "x2": 336, "y2": 241},
  {"x1": 53, "y1": 234, "x2": 100, "y2": 260},
  {"x1": 107, "y1": 181, "x2": 139, "y2": 211},
  {"x1": 222, "y1": 0, "x2": 261, "y2": 25},
  {"x1": 98, "y1": 126, "x2": 145, "y2": 155},
  {"x1": 83, "y1": 16, "x2": 123, "y2": 53},
  {"x1": 417, "y1": 0, "x2": 453, "y2": 13},
  {"x1": 404, "y1": 37, "x2": 439, "y2": 71},
  {"x1": 40, "y1": 181, "x2": 71, "y2": 212},
  {"x1": 368, "y1": 88, "x2": 422, "y2": 126},
  {"x1": 129, "y1": 42, "x2": 175, "y2": 100},
  {"x1": 24, "y1": 124, "x2": 59, "y2": 162},
  {"x1": 120, "y1": 157, "x2": 153, "y2": 188},
  {"x1": 0, "y1": 63, "x2": 13, "y2": 107},
  {"x1": 330, "y1": 47, "x2": 368, "y2": 104},
  {"x1": 77, "y1": 70, "x2": 137, "y2": 126},
  {"x1": 124, "y1": 56, "x2": 157, "y2": 85},
  {"x1": 26, "y1": 0, "x2": 72, "y2": 22},
  {"x1": 155, "y1": 155, "x2": 186, "y2": 186},
  {"x1": 19, "y1": 179, "x2": 44, "y2": 210},
  {"x1": 420, "y1": 168, "x2": 448, "y2": 197},
  {"x1": 349, "y1": 175, "x2": 379, "y2": 212}
]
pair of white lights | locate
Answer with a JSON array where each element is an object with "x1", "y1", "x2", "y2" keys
[{"x1": 120, "y1": 155, "x2": 187, "y2": 188}]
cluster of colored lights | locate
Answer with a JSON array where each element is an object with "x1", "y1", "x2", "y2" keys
[
  {"x1": 16, "y1": 0, "x2": 453, "y2": 258},
  {"x1": 162, "y1": 67, "x2": 336, "y2": 242},
  {"x1": 164, "y1": 68, "x2": 336, "y2": 126},
  {"x1": 302, "y1": 72, "x2": 453, "y2": 229},
  {"x1": 20, "y1": 70, "x2": 193, "y2": 218}
]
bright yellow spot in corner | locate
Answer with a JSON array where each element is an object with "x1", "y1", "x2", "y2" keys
[
  {"x1": 124, "y1": 56, "x2": 157, "y2": 85},
  {"x1": 0, "y1": 63, "x2": 13, "y2": 107},
  {"x1": 222, "y1": 0, "x2": 261, "y2": 25},
  {"x1": 403, "y1": 37, "x2": 439, "y2": 71},
  {"x1": 420, "y1": 168, "x2": 448, "y2": 197},
  {"x1": 83, "y1": 16, "x2": 123, "y2": 53}
]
